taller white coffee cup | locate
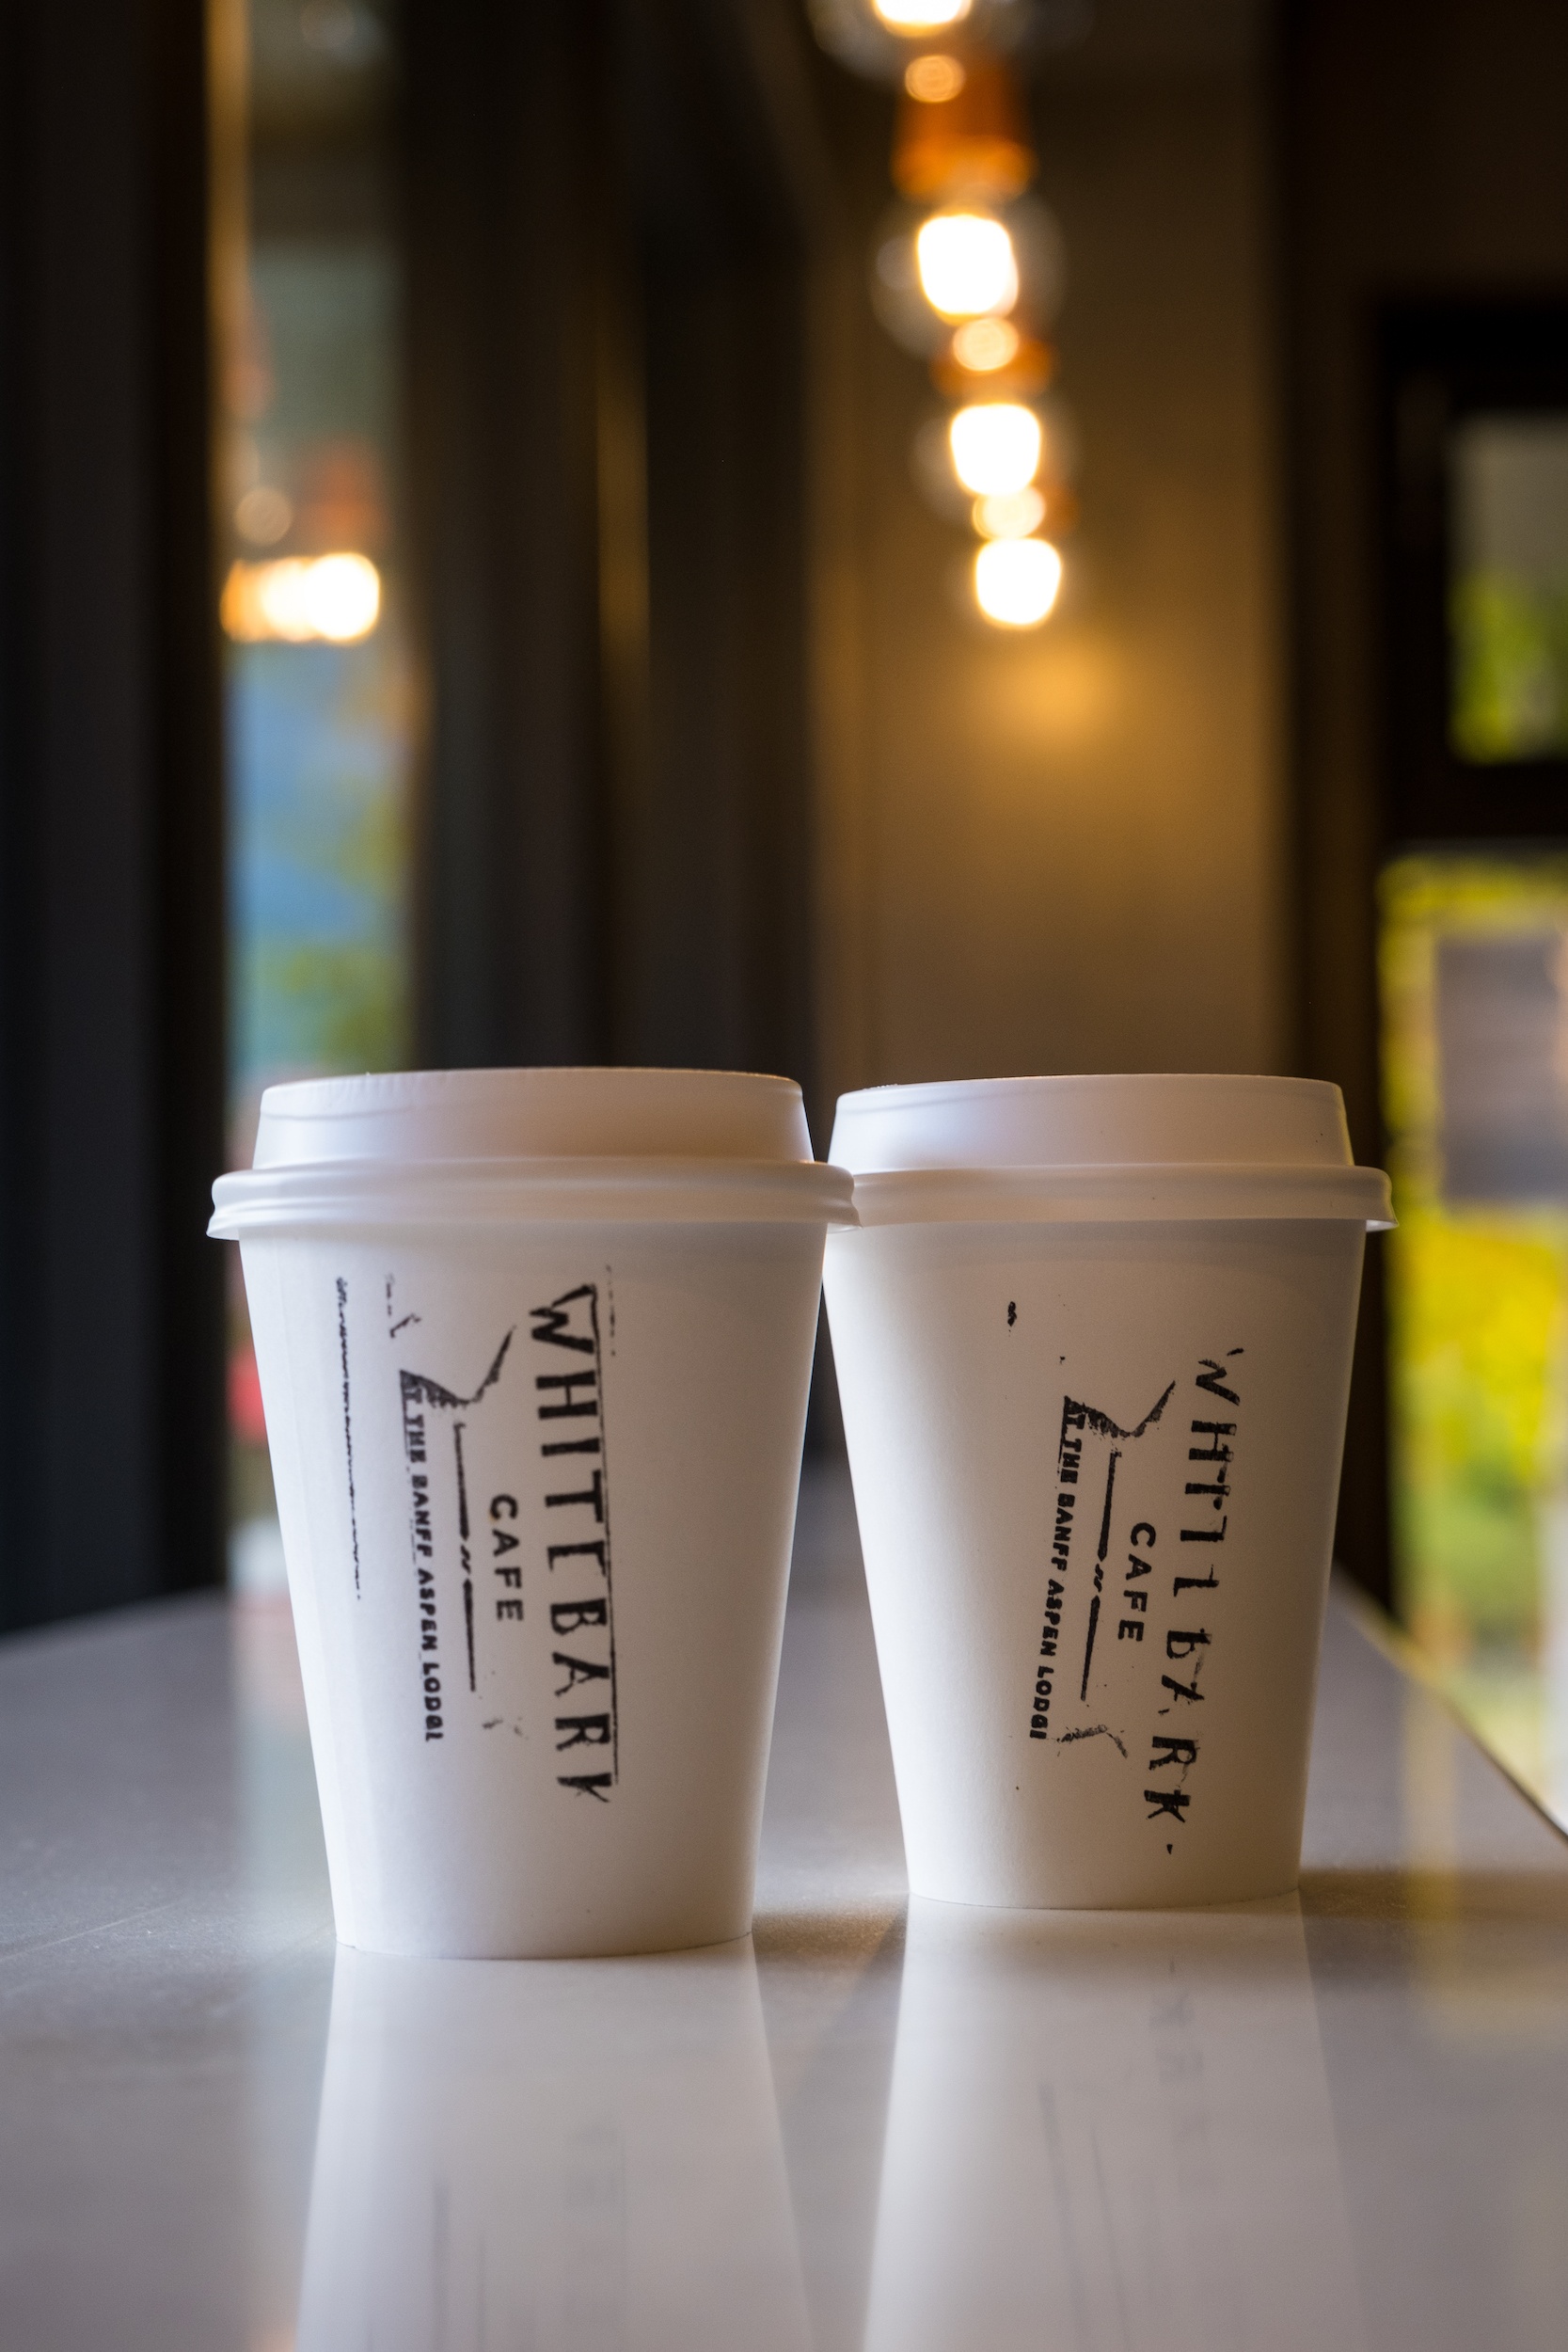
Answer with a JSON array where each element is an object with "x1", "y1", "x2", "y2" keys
[
  {"x1": 211, "y1": 1068, "x2": 852, "y2": 1958},
  {"x1": 824, "y1": 1074, "x2": 1391, "y2": 1910}
]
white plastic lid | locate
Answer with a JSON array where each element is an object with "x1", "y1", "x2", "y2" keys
[
  {"x1": 829, "y1": 1074, "x2": 1392, "y2": 1228},
  {"x1": 253, "y1": 1066, "x2": 815, "y2": 1167},
  {"x1": 210, "y1": 1068, "x2": 854, "y2": 1236}
]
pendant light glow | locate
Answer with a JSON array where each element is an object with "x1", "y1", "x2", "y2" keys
[
  {"x1": 974, "y1": 535, "x2": 1062, "y2": 627},
  {"x1": 974, "y1": 485, "x2": 1046, "y2": 538},
  {"x1": 949, "y1": 401, "x2": 1040, "y2": 495},
  {"x1": 904, "y1": 53, "x2": 966, "y2": 101},
  {"x1": 811, "y1": 3, "x2": 1075, "y2": 636},
  {"x1": 915, "y1": 212, "x2": 1019, "y2": 321},
  {"x1": 950, "y1": 318, "x2": 1020, "y2": 372},
  {"x1": 872, "y1": 0, "x2": 971, "y2": 27}
]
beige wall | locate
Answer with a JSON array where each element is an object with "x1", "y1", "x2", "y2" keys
[{"x1": 811, "y1": 39, "x2": 1283, "y2": 1123}]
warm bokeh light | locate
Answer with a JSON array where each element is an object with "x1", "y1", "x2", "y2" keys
[
  {"x1": 915, "y1": 211, "x2": 1018, "y2": 320},
  {"x1": 872, "y1": 0, "x2": 971, "y2": 28},
  {"x1": 974, "y1": 535, "x2": 1063, "y2": 627},
  {"x1": 221, "y1": 551, "x2": 382, "y2": 644},
  {"x1": 234, "y1": 484, "x2": 293, "y2": 546},
  {"x1": 974, "y1": 485, "x2": 1046, "y2": 538},
  {"x1": 951, "y1": 317, "x2": 1019, "y2": 371},
  {"x1": 904, "y1": 53, "x2": 966, "y2": 101},
  {"x1": 949, "y1": 401, "x2": 1040, "y2": 495}
]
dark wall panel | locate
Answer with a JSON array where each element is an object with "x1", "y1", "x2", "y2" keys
[
  {"x1": 408, "y1": 0, "x2": 821, "y2": 1098},
  {"x1": 0, "y1": 0, "x2": 224, "y2": 1628},
  {"x1": 405, "y1": 1, "x2": 610, "y2": 1070}
]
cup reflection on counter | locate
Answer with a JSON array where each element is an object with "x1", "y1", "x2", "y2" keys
[
  {"x1": 295, "y1": 1942, "x2": 813, "y2": 2352},
  {"x1": 863, "y1": 1899, "x2": 1368, "y2": 2352}
]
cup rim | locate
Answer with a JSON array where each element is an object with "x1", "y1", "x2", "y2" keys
[
  {"x1": 837, "y1": 1160, "x2": 1393, "y2": 1230},
  {"x1": 210, "y1": 1153, "x2": 857, "y2": 1238}
]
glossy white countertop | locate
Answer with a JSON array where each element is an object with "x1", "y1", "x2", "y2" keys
[{"x1": 4, "y1": 1466, "x2": 1568, "y2": 2350}]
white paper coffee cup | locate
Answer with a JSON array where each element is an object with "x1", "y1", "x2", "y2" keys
[
  {"x1": 211, "y1": 1068, "x2": 853, "y2": 1958},
  {"x1": 824, "y1": 1074, "x2": 1392, "y2": 1910}
]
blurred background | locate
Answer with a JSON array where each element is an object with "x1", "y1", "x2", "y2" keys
[{"x1": 6, "y1": 0, "x2": 1568, "y2": 1816}]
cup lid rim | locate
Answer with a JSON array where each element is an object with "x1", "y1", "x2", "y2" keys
[
  {"x1": 210, "y1": 1153, "x2": 856, "y2": 1237},
  {"x1": 838, "y1": 1160, "x2": 1394, "y2": 1229}
]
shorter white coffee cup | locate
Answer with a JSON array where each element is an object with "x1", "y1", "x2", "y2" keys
[
  {"x1": 212, "y1": 1067, "x2": 853, "y2": 1958},
  {"x1": 824, "y1": 1074, "x2": 1392, "y2": 1910}
]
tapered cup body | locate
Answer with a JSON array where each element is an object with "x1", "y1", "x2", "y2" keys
[
  {"x1": 824, "y1": 1074, "x2": 1388, "y2": 1911},
  {"x1": 827, "y1": 1216, "x2": 1364, "y2": 1907},
  {"x1": 245, "y1": 1222, "x2": 823, "y2": 1954}
]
